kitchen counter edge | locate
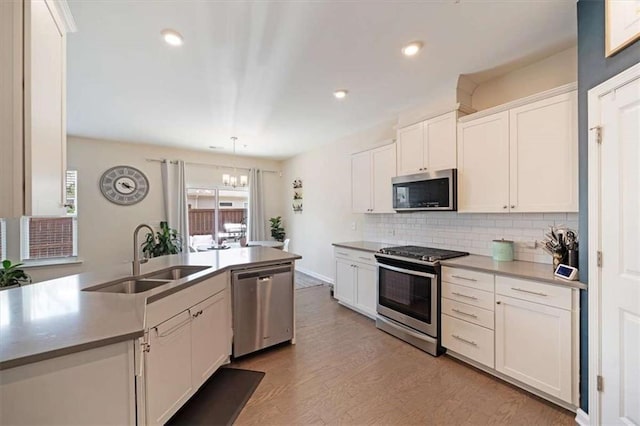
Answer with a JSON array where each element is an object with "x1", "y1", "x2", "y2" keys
[
  {"x1": 0, "y1": 248, "x2": 301, "y2": 371},
  {"x1": 440, "y1": 255, "x2": 587, "y2": 290}
]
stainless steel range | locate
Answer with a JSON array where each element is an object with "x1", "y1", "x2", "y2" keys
[{"x1": 375, "y1": 245, "x2": 468, "y2": 356}]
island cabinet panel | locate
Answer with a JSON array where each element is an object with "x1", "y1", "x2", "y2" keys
[
  {"x1": 0, "y1": 341, "x2": 136, "y2": 425},
  {"x1": 140, "y1": 273, "x2": 233, "y2": 425},
  {"x1": 191, "y1": 289, "x2": 231, "y2": 386},
  {"x1": 145, "y1": 310, "x2": 193, "y2": 425}
]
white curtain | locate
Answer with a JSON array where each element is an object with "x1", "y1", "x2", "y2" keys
[
  {"x1": 248, "y1": 168, "x2": 266, "y2": 241},
  {"x1": 161, "y1": 160, "x2": 189, "y2": 252}
]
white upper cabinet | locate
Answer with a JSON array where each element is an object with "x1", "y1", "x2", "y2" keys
[
  {"x1": 457, "y1": 87, "x2": 578, "y2": 213},
  {"x1": 22, "y1": 0, "x2": 73, "y2": 216},
  {"x1": 458, "y1": 111, "x2": 510, "y2": 213},
  {"x1": 351, "y1": 151, "x2": 372, "y2": 213},
  {"x1": 351, "y1": 143, "x2": 396, "y2": 213},
  {"x1": 397, "y1": 111, "x2": 458, "y2": 176},
  {"x1": 509, "y1": 92, "x2": 578, "y2": 212},
  {"x1": 397, "y1": 122, "x2": 424, "y2": 175}
]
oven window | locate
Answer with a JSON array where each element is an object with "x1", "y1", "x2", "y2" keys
[
  {"x1": 379, "y1": 267, "x2": 432, "y2": 323},
  {"x1": 394, "y1": 178, "x2": 449, "y2": 208}
]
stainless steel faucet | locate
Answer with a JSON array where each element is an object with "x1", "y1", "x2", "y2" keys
[{"x1": 133, "y1": 224, "x2": 154, "y2": 277}]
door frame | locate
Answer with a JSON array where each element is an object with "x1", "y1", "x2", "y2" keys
[{"x1": 587, "y1": 61, "x2": 640, "y2": 426}]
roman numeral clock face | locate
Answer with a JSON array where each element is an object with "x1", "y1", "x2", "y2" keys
[{"x1": 99, "y1": 166, "x2": 149, "y2": 205}]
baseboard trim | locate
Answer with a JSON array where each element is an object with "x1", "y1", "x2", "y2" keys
[
  {"x1": 575, "y1": 408, "x2": 589, "y2": 426},
  {"x1": 295, "y1": 266, "x2": 334, "y2": 285}
]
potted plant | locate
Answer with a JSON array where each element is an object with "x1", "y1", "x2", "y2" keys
[
  {"x1": 142, "y1": 221, "x2": 183, "y2": 258},
  {"x1": 269, "y1": 216, "x2": 286, "y2": 242},
  {"x1": 0, "y1": 260, "x2": 31, "y2": 290}
]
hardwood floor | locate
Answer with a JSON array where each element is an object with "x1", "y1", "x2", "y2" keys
[{"x1": 232, "y1": 285, "x2": 574, "y2": 425}]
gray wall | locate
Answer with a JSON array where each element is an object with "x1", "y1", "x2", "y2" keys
[{"x1": 577, "y1": 0, "x2": 640, "y2": 412}]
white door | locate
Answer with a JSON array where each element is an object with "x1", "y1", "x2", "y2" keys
[
  {"x1": 495, "y1": 295, "x2": 573, "y2": 403},
  {"x1": 26, "y1": 0, "x2": 67, "y2": 216},
  {"x1": 335, "y1": 257, "x2": 355, "y2": 305},
  {"x1": 457, "y1": 111, "x2": 510, "y2": 212},
  {"x1": 355, "y1": 263, "x2": 376, "y2": 317},
  {"x1": 509, "y1": 92, "x2": 578, "y2": 212},
  {"x1": 371, "y1": 144, "x2": 396, "y2": 213},
  {"x1": 190, "y1": 291, "x2": 229, "y2": 389},
  {"x1": 351, "y1": 151, "x2": 372, "y2": 213},
  {"x1": 594, "y1": 69, "x2": 640, "y2": 426},
  {"x1": 145, "y1": 310, "x2": 193, "y2": 425},
  {"x1": 425, "y1": 111, "x2": 457, "y2": 171},
  {"x1": 397, "y1": 122, "x2": 424, "y2": 175}
]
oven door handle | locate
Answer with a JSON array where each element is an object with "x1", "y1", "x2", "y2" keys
[{"x1": 378, "y1": 263, "x2": 436, "y2": 279}]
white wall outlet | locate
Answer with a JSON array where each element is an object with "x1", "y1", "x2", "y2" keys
[{"x1": 351, "y1": 222, "x2": 357, "y2": 231}]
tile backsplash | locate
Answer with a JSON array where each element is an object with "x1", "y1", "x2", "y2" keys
[{"x1": 363, "y1": 212, "x2": 579, "y2": 264}]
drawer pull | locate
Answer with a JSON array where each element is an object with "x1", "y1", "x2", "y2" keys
[
  {"x1": 451, "y1": 275, "x2": 477, "y2": 282},
  {"x1": 452, "y1": 334, "x2": 477, "y2": 346},
  {"x1": 337, "y1": 252, "x2": 348, "y2": 256},
  {"x1": 512, "y1": 287, "x2": 548, "y2": 297},
  {"x1": 358, "y1": 256, "x2": 371, "y2": 261},
  {"x1": 451, "y1": 292, "x2": 478, "y2": 300},
  {"x1": 452, "y1": 308, "x2": 478, "y2": 319}
]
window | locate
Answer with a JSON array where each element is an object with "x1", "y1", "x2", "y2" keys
[
  {"x1": 0, "y1": 219, "x2": 6, "y2": 261},
  {"x1": 21, "y1": 171, "x2": 78, "y2": 261},
  {"x1": 187, "y1": 188, "x2": 248, "y2": 249}
]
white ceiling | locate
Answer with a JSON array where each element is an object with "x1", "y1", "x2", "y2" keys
[{"x1": 66, "y1": 0, "x2": 577, "y2": 160}]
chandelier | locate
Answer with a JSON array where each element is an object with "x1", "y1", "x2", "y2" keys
[{"x1": 222, "y1": 136, "x2": 248, "y2": 188}]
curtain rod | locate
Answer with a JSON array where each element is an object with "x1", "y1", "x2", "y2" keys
[{"x1": 145, "y1": 158, "x2": 280, "y2": 175}]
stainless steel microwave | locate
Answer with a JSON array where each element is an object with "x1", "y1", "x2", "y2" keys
[{"x1": 392, "y1": 169, "x2": 457, "y2": 211}]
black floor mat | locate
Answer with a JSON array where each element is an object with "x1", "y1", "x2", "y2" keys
[{"x1": 166, "y1": 367, "x2": 265, "y2": 426}]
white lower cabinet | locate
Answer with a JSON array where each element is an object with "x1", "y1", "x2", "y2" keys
[
  {"x1": 334, "y1": 248, "x2": 377, "y2": 318},
  {"x1": 441, "y1": 266, "x2": 579, "y2": 408},
  {"x1": 140, "y1": 274, "x2": 232, "y2": 425},
  {"x1": 190, "y1": 291, "x2": 231, "y2": 391},
  {"x1": 442, "y1": 314, "x2": 495, "y2": 368},
  {"x1": 495, "y1": 295, "x2": 573, "y2": 403},
  {"x1": 145, "y1": 311, "x2": 193, "y2": 425}
]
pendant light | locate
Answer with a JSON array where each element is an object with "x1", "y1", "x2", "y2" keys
[{"x1": 222, "y1": 137, "x2": 248, "y2": 188}]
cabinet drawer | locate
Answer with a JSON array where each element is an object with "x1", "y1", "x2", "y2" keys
[
  {"x1": 333, "y1": 247, "x2": 376, "y2": 265},
  {"x1": 496, "y1": 276, "x2": 572, "y2": 310},
  {"x1": 442, "y1": 298, "x2": 494, "y2": 330},
  {"x1": 442, "y1": 281, "x2": 495, "y2": 311},
  {"x1": 442, "y1": 267, "x2": 494, "y2": 291},
  {"x1": 442, "y1": 314, "x2": 494, "y2": 368}
]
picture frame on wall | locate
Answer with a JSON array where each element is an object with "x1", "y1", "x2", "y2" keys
[{"x1": 605, "y1": 0, "x2": 640, "y2": 57}]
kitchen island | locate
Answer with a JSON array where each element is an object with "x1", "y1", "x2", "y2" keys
[{"x1": 0, "y1": 247, "x2": 301, "y2": 425}]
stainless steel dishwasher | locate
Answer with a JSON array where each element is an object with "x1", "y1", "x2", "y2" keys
[{"x1": 232, "y1": 263, "x2": 294, "y2": 357}]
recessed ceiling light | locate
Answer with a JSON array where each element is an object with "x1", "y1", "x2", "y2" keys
[
  {"x1": 333, "y1": 89, "x2": 348, "y2": 99},
  {"x1": 161, "y1": 29, "x2": 184, "y2": 46},
  {"x1": 402, "y1": 41, "x2": 423, "y2": 57}
]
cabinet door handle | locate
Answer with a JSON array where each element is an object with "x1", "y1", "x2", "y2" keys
[
  {"x1": 496, "y1": 301, "x2": 502, "y2": 304},
  {"x1": 452, "y1": 308, "x2": 478, "y2": 319},
  {"x1": 511, "y1": 205, "x2": 516, "y2": 209},
  {"x1": 452, "y1": 334, "x2": 477, "y2": 346},
  {"x1": 503, "y1": 205, "x2": 508, "y2": 209},
  {"x1": 451, "y1": 292, "x2": 478, "y2": 300},
  {"x1": 511, "y1": 287, "x2": 547, "y2": 297},
  {"x1": 451, "y1": 275, "x2": 477, "y2": 282}
]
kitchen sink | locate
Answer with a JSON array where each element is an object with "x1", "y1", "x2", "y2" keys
[
  {"x1": 143, "y1": 265, "x2": 209, "y2": 281},
  {"x1": 84, "y1": 278, "x2": 171, "y2": 294}
]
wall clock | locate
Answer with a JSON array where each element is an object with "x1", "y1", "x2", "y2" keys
[{"x1": 99, "y1": 165, "x2": 149, "y2": 205}]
